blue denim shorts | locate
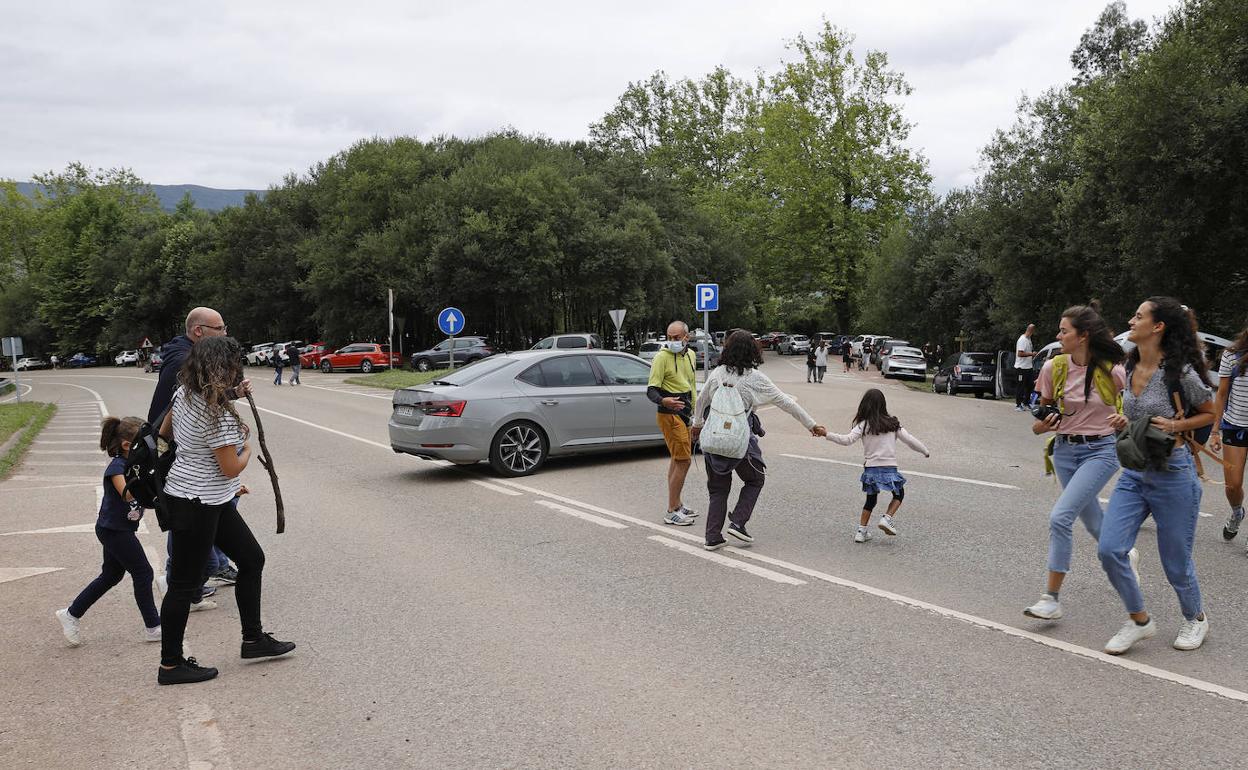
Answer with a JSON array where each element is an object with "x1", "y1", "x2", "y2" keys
[{"x1": 861, "y1": 466, "x2": 906, "y2": 495}]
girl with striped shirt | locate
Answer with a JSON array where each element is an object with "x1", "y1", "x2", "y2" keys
[{"x1": 1211, "y1": 318, "x2": 1248, "y2": 546}]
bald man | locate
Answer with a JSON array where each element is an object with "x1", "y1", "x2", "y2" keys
[{"x1": 647, "y1": 320, "x2": 700, "y2": 526}]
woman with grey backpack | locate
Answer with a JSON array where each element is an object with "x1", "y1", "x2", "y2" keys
[{"x1": 690, "y1": 330, "x2": 826, "y2": 551}]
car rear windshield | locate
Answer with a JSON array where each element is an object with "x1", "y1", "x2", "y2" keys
[
  {"x1": 961, "y1": 353, "x2": 994, "y2": 365},
  {"x1": 640, "y1": 343, "x2": 661, "y2": 352},
  {"x1": 433, "y1": 356, "x2": 514, "y2": 385},
  {"x1": 893, "y1": 348, "x2": 923, "y2": 357}
]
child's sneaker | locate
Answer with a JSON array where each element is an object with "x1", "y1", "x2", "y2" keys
[
  {"x1": 55, "y1": 608, "x2": 81, "y2": 647},
  {"x1": 878, "y1": 514, "x2": 898, "y2": 536},
  {"x1": 144, "y1": 626, "x2": 162, "y2": 643},
  {"x1": 1226, "y1": 507, "x2": 1245, "y2": 541},
  {"x1": 854, "y1": 526, "x2": 872, "y2": 544}
]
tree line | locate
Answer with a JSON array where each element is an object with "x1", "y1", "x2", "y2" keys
[{"x1": 1, "y1": 0, "x2": 1242, "y2": 359}]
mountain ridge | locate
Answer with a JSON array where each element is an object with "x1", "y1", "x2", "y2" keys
[{"x1": 13, "y1": 181, "x2": 264, "y2": 212}]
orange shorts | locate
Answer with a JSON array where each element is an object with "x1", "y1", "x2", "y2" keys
[{"x1": 658, "y1": 413, "x2": 692, "y2": 461}]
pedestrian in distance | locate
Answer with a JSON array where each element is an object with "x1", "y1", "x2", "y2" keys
[
  {"x1": 1209, "y1": 315, "x2": 1248, "y2": 546},
  {"x1": 1097, "y1": 297, "x2": 1215, "y2": 655},
  {"x1": 805, "y1": 346, "x2": 817, "y2": 383},
  {"x1": 156, "y1": 336, "x2": 294, "y2": 685},
  {"x1": 50, "y1": 354, "x2": 58, "y2": 370},
  {"x1": 1015, "y1": 324, "x2": 1038, "y2": 411},
  {"x1": 287, "y1": 342, "x2": 301, "y2": 385},
  {"x1": 55, "y1": 417, "x2": 162, "y2": 647},
  {"x1": 814, "y1": 339, "x2": 829, "y2": 383},
  {"x1": 1023, "y1": 305, "x2": 1136, "y2": 622},
  {"x1": 691, "y1": 330, "x2": 826, "y2": 550},
  {"x1": 272, "y1": 344, "x2": 285, "y2": 386},
  {"x1": 647, "y1": 320, "x2": 701, "y2": 526},
  {"x1": 824, "y1": 388, "x2": 929, "y2": 542},
  {"x1": 858, "y1": 341, "x2": 870, "y2": 371},
  {"x1": 842, "y1": 342, "x2": 852, "y2": 373}
]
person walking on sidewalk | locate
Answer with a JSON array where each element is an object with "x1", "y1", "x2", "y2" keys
[
  {"x1": 1022, "y1": 305, "x2": 1135, "y2": 622},
  {"x1": 1097, "y1": 297, "x2": 1215, "y2": 656},
  {"x1": 272, "y1": 344, "x2": 286, "y2": 386},
  {"x1": 805, "y1": 346, "x2": 817, "y2": 383},
  {"x1": 1015, "y1": 323, "x2": 1037, "y2": 411},
  {"x1": 814, "y1": 339, "x2": 829, "y2": 383},
  {"x1": 648, "y1": 321, "x2": 700, "y2": 526},
  {"x1": 287, "y1": 342, "x2": 301, "y2": 385},
  {"x1": 691, "y1": 330, "x2": 826, "y2": 550},
  {"x1": 55, "y1": 417, "x2": 162, "y2": 647},
  {"x1": 156, "y1": 336, "x2": 295, "y2": 685},
  {"x1": 1210, "y1": 316, "x2": 1248, "y2": 545}
]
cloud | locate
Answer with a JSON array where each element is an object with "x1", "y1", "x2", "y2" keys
[{"x1": 0, "y1": 0, "x2": 1179, "y2": 191}]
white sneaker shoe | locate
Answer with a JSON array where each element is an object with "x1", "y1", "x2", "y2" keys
[
  {"x1": 854, "y1": 527, "x2": 873, "y2": 544},
  {"x1": 1104, "y1": 618, "x2": 1156, "y2": 655},
  {"x1": 189, "y1": 599, "x2": 218, "y2": 613},
  {"x1": 1023, "y1": 593, "x2": 1062, "y2": 620},
  {"x1": 878, "y1": 514, "x2": 898, "y2": 536},
  {"x1": 1173, "y1": 615, "x2": 1209, "y2": 651},
  {"x1": 1128, "y1": 548, "x2": 1141, "y2": 585},
  {"x1": 55, "y1": 608, "x2": 82, "y2": 647},
  {"x1": 144, "y1": 626, "x2": 162, "y2": 643}
]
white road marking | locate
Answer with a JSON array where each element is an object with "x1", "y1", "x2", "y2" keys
[
  {"x1": 297, "y1": 382, "x2": 392, "y2": 400},
  {"x1": 39, "y1": 433, "x2": 98, "y2": 438},
  {"x1": 34, "y1": 440, "x2": 99, "y2": 445},
  {"x1": 470, "y1": 479, "x2": 523, "y2": 496},
  {"x1": 31, "y1": 449, "x2": 104, "y2": 454},
  {"x1": 781, "y1": 453, "x2": 1021, "y2": 490},
  {"x1": 0, "y1": 567, "x2": 63, "y2": 584},
  {"x1": 248, "y1": 405, "x2": 392, "y2": 450},
  {"x1": 24, "y1": 461, "x2": 102, "y2": 466},
  {"x1": 490, "y1": 478, "x2": 704, "y2": 544},
  {"x1": 0, "y1": 482, "x2": 95, "y2": 491},
  {"x1": 649, "y1": 535, "x2": 805, "y2": 585},
  {"x1": 0, "y1": 383, "x2": 34, "y2": 403},
  {"x1": 534, "y1": 499, "x2": 628, "y2": 529},
  {"x1": 178, "y1": 704, "x2": 234, "y2": 770},
  {"x1": 144, "y1": 545, "x2": 164, "y2": 579},
  {"x1": 41, "y1": 381, "x2": 109, "y2": 415}
]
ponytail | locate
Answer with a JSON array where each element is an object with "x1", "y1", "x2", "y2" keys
[{"x1": 99, "y1": 416, "x2": 144, "y2": 457}]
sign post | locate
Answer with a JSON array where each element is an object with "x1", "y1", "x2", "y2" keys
[
  {"x1": 695, "y1": 284, "x2": 719, "y2": 373},
  {"x1": 438, "y1": 307, "x2": 465, "y2": 370},
  {"x1": 608, "y1": 309, "x2": 627, "y2": 352},
  {"x1": 388, "y1": 289, "x2": 395, "y2": 365},
  {"x1": 3, "y1": 336, "x2": 24, "y2": 403}
]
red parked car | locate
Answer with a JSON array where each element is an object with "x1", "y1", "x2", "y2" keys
[
  {"x1": 319, "y1": 343, "x2": 400, "y2": 374},
  {"x1": 299, "y1": 342, "x2": 329, "y2": 369}
]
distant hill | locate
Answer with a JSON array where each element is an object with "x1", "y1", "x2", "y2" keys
[{"x1": 13, "y1": 182, "x2": 264, "y2": 212}]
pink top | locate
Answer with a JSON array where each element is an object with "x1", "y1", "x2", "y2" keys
[
  {"x1": 1036, "y1": 358, "x2": 1127, "y2": 437},
  {"x1": 825, "y1": 424, "x2": 929, "y2": 467}
]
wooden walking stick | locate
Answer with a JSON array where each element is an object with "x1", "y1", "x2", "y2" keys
[{"x1": 245, "y1": 392, "x2": 285, "y2": 534}]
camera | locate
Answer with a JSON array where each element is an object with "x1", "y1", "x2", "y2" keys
[{"x1": 1031, "y1": 404, "x2": 1062, "y2": 422}]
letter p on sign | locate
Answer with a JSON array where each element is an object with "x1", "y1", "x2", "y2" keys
[{"x1": 696, "y1": 283, "x2": 719, "y2": 312}]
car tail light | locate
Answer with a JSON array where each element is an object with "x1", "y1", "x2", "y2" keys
[{"x1": 420, "y1": 400, "x2": 466, "y2": 417}]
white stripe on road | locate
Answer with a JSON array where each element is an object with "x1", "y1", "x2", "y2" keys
[
  {"x1": 42, "y1": 381, "x2": 109, "y2": 415},
  {"x1": 249, "y1": 406, "x2": 392, "y2": 451},
  {"x1": 649, "y1": 535, "x2": 805, "y2": 585},
  {"x1": 0, "y1": 567, "x2": 64, "y2": 584},
  {"x1": 535, "y1": 499, "x2": 628, "y2": 529},
  {"x1": 0, "y1": 483, "x2": 95, "y2": 491},
  {"x1": 0, "y1": 383, "x2": 34, "y2": 403},
  {"x1": 31, "y1": 449, "x2": 103, "y2": 454},
  {"x1": 144, "y1": 545, "x2": 164, "y2": 579},
  {"x1": 297, "y1": 382, "x2": 393, "y2": 400},
  {"x1": 491, "y1": 477, "x2": 704, "y2": 544},
  {"x1": 178, "y1": 704, "x2": 234, "y2": 770},
  {"x1": 35, "y1": 440, "x2": 99, "y2": 445},
  {"x1": 781, "y1": 453, "x2": 1021, "y2": 490},
  {"x1": 470, "y1": 479, "x2": 523, "y2": 496}
]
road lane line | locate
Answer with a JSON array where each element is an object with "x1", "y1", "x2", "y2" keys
[
  {"x1": 0, "y1": 383, "x2": 34, "y2": 403},
  {"x1": 297, "y1": 382, "x2": 392, "y2": 400},
  {"x1": 649, "y1": 536, "x2": 805, "y2": 585},
  {"x1": 489, "y1": 478, "x2": 704, "y2": 544},
  {"x1": 178, "y1": 704, "x2": 234, "y2": 770},
  {"x1": 470, "y1": 479, "x2": 523, "y2": 496},
  {"x1": 42, "y1": 381, "x2": 109, "y2": 415},
  {"x1": 31, "y1": 449, "x2": 103, "y2": 454},
  {"x1": 535, "y1": 499, "x2": 628, "y2": 529},
  {"x1": 250, "y1": 406, "x2": 392, "y2": 450},
  {"x1": 0, "y1": 483, "x2": 95, "y2": 491},
  {"x1": 0, "y1": 567, "x2": 64, "y2": 584},
  {"x1": 781, "y1": 453, "x2": 1020, "y2": 490}
]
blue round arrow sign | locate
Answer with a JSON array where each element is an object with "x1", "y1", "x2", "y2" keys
[{"x1": 438, "y1": 307, "x2": 465, "y2": 336}]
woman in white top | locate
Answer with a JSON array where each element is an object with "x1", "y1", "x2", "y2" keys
[
  {"x1": 157, "y1": 337, "x2": 294, "y2": 686},
  {"x1": 691, "y1": 330, "x2": 826, "y2": 551},
  {"x1": 1210, "y1": 317, "x2": 1248, "y2": 545}
]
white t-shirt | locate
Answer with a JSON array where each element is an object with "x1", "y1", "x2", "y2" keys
[
  {"x1": 1219, "y1": 350, "x2": 1248, "y2": 428},
  {"x1": 165, "y1": 387, "x2": 245, "y2": 505},
  {"x1": 814, "y1": 347, "x2": 828, "y2": 366},
  {"x1": 1015, "y1": 335, "x2": 1034, "y2": 370}
]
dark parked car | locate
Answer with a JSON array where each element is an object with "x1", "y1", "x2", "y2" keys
[
  {"x1": 410, "y1": 336, "x2": 498, "y2": 372},
  {"x1": 67, "y1": 353, "x2": 98, "y2": 368},
  {"x1": 932, "y1": 352, "x2": 997, "y2": 398}
]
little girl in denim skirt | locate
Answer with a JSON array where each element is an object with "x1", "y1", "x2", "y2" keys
[{"x1": 825, "y1": 389, "x2": 930, "y2": 542}]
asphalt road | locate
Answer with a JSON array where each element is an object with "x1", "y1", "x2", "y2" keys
[{"x1": 3, "y1": 357, "x2": 1247, "y2": 768}]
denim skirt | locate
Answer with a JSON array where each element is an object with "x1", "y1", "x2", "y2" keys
[{"x1": 861, "y1": 465, "x2": 906, "y2": 494}]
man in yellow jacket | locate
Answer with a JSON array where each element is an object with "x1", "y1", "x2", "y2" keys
[{"x1": 647, "y1": 320, "x2": 700, "y2": 526}]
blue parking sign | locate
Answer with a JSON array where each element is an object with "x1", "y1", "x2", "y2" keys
[
  {"x1": 695, "y1": 283, "x2": 719, "y2": 312},
  {"x1": 438, "y1": 307, "x2": 465, "y2": 336}
]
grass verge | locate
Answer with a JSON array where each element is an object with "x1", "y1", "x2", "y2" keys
[
  {"x1": 0, "y1": 402, "x2": 57, "y2": 479},
  {"x1": 344, "y1": 368, "x2": 453, "y2": 390}
]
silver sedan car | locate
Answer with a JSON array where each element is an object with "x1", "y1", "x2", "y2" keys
[{"x1": 389, "y1": 349, "x2": 667, "y2": 476}]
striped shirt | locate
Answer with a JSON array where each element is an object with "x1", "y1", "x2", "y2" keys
[
  {"x1": 1219, "y1": 350, "x2": 1248, "y2": 428},
  {"x1": 165, "y1": 387, "x2": 245, "y2": 505}
]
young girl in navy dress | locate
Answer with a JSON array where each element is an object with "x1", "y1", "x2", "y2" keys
[
  {"x1": 826, "y1": 389, "x2": 930, "y2": 542},
  {"x1": 55, "y1": 417, "x2": 160, "y2": 646}
]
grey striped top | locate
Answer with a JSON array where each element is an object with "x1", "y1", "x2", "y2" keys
[{"x1": 164, "y1": 387, "x2": 245, "y2": 505}]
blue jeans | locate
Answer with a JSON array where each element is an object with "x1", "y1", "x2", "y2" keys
[
  {"x1": 1047, "y1": 436, "x2": 1118, "y2": 573},
  {"x1": 1098, "y1": 446, "x2": 1204, "y2": 619},
  {"x1": 274, "y1": 366, "x2": 284, "y2": 385}
]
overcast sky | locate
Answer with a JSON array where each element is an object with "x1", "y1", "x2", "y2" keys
[{"x1": 2, "y1": 0, "x2": 1177, "y2": 193}]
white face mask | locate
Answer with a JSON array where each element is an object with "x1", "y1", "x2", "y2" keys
[{"x1": 663, "y1": 340, "x2": 687, "y2": 354}]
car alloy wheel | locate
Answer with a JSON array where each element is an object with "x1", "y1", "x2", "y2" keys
[
  {"x1": 947, "y1": 378, "x2": 957, "y2": 396},
  {"x1": 361, "y1": 360, "x2": 374, "y2": 374},
  {"x1": 415, "y1": 358, "x2": 431, "y2": 372},
  {"x1": 490, "y1": 421, "x2": 547, "y2": 477},
  {"x1": 321, "y1": 360, "x2": 333, "y2": 373}
]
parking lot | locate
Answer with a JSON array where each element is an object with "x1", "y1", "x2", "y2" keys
[{"x1": 4, "y1": 355, "x2": 1248, "y2": 768}]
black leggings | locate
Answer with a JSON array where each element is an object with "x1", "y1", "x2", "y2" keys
[
  {"x1": 70, "y1": 525, "x2": 160, "y2": 628},
  {"x1": 864, "y1": 488, "x2": 905, "y2": 512},
  {"x1": 160, "y1": 496, "x2": 265, "y2": 665}
]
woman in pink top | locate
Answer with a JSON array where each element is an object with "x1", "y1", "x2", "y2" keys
[
  {"x1": 825, "y1": 389, "x2": 930, "y2": 543},
  {"x1": 1023, "y1": 305, "x2": 1131, "y2": 622}
]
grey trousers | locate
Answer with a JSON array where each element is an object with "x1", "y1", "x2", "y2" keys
[{"x1": 704, "y1": 434, "x2": 766, "y2": 542}]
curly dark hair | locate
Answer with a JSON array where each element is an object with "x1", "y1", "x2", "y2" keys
[
  {"x1": 178, "y1": 336, "x2": 244, "y2": 423},
  {"x1": 719, "y1": 329, "x2": 763, "y2": 375},
  {"x1": 1129, "y1": 296, "x2": 1212, "y2": 387}
]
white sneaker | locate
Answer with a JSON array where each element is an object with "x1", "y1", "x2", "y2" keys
[
  {"x1": 1103, "y1": 618, "x2": 1156, "y2": 655},
  {"x1": 854, "y1": 527, "x2": 873, "y2": 544},
  {"x1": 1128, "y1": 548, "x2": 1141, "y2": 585},
  {"x1": 1023, "y1": 593, "x2": 1062, "y2": 620},
  {"x1": 189, "y1": 599, "x2": 218, "y2": 613},
  {"x1": 55, "y1": 608, "x2": 82, "y2": 647},
  {"x1": 878, "y1": 514, "x2": 898, "y2": 536},
  {"x1": 144, "y1": 626, "x2": 162, "y2": 643},
  {"x1": 1173, "y1": 615, "x2": 1209, "y2": 651}
]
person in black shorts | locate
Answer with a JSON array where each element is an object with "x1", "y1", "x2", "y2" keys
[{"x1": 1211, "y1": 317, "x2": 1248, "y2": 544}]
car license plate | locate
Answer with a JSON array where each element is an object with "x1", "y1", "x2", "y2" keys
[
  {"x1": 974, "y1": 375, "x2": 991, "y2": 381},
  {"x1": 396, "y1": 405, "x2": 415, "y2": 418}
]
